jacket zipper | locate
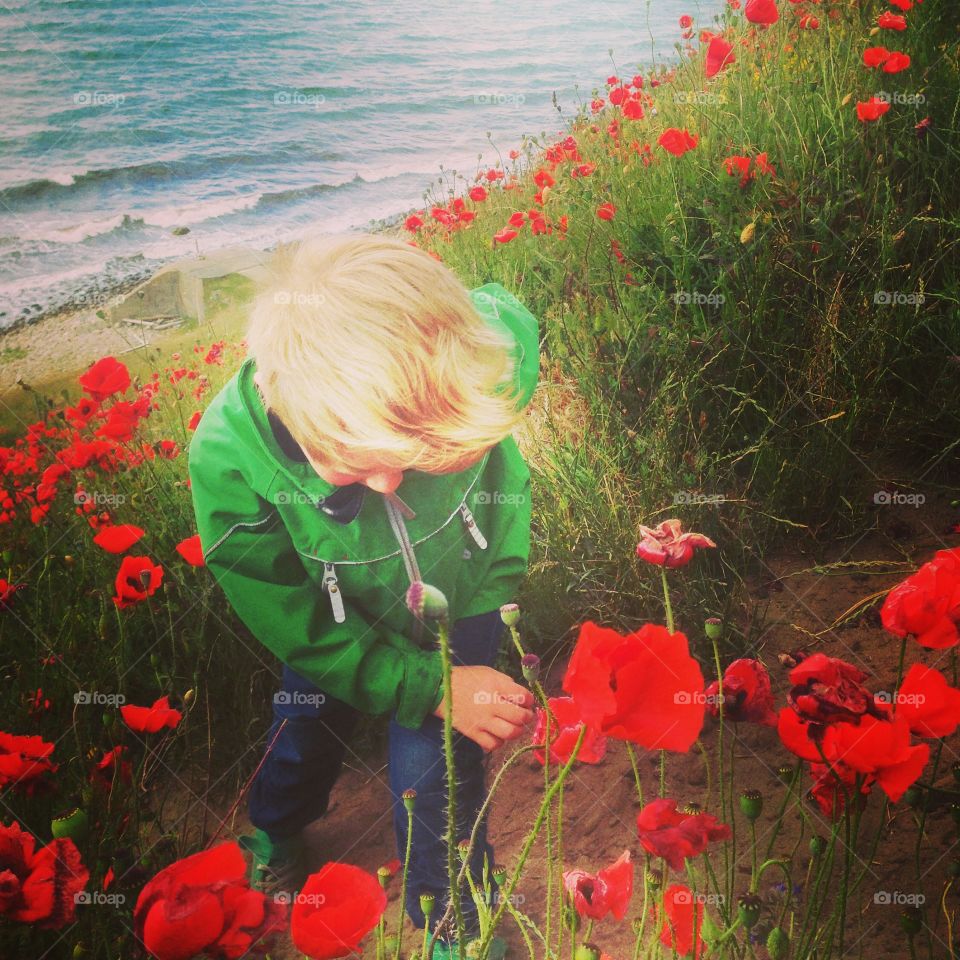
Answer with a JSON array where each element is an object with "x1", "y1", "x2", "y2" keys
[
  {"x1": 458, "y1": 503, "x2": 488, "y2": 550},
  {"x1": 322, "y1": 562, "x2": 346, "y2": 623}
]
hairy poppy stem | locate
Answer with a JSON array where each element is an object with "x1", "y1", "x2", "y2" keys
[
  {"x1": 393, "y1": 804, "x2": 414, "y2": 960},
  {"x1": 659, "y1": 568, "x2": 675, "y2": 633}
]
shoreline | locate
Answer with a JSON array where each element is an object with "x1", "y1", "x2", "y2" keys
[{"x1": 0, "y1": 208, "x2": 412, "y2": 399}]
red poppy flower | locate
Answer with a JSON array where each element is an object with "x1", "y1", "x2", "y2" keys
[
  {"x1": 705, "y1": 36, "x2": 736, "y2": 77},
  {"x1": 113, "y1": 555, "x2": 164, "y2": 609},
  {"x1": 0, "y1": 579, "x2": 23, "y2": 611},
  {"x1": 175, "y1": 534, "x2": 205, "y2": 567},
  {"x1": 637, "y1": 799, "x2": 731, "y2": 870},
  {"x1": 532, "y1": 696, "x2": 608, "y2": 765},
  {"x1": 0, "y1": 732, "x2": 57, "y2": 790},
  {"x1": 888, "y1": 0, "x2": 912, "y2": 8},
  {"x1": 94, "y1": 524, "x2": 146, "y2": 554},
  {"x1": 658, "y1": 128, "x2": 699, "y2": 157},
  {"x1": 877, "y1": 11, "x2": 907, "y2": 30},
  {"x1": 188, "y1": 411, "x2": 202, "y2": 431},
  {"x1": 0, "y1": 820, "x2": 89, "y2": 929},
  {"x1": 679, "y1": 14, "x2": 694, "y2": 28},
  {"x1": 597, "y1": 202, "x2": 617, "y2": 221},
  {"x1": 745, "y1": 0, "x2": 779, "y2": 24},
  {"x1": 857, "y1": 97, "x2": 891, "y2": 122},
  {"x1": 896, "y1": 664, "x2": 960, "y2": 738},
  {"x1": 290, "y1": 862, "x2": 387, "y2": 959},
  {"x1": 403, "y1": 214, "x2": 423, "y2": 232},
  {"x1": 881, "y1": 548, "x2": 960, "y2": 648},
  {"x1": 659, "y1": 884, "x2": 704, "y2": 958},
  {"x1": 79, "y1": 356, "x2": 131, "y2": 401},
  {"x1": 798, "y1": 13, "x2": 819, "y2": 28},
  {"x1": 121, "y1": 696, "x2": 182, "y2": 734},
  {"x1": 724, "y1": 154, "x2": 753, "y2": 187},
  {"x1": 822, "y1": 712, "x2": 929, "y2": 802},
  {"x1": 777, "y1": 707, "x2": 824, "y2": 762},
  {"x1": 787, "y1": 653, "x2": 878, "y2": 725},
  {"x1": 562, "y1": 850, "x2": 633, "y2": 921},
  {"x1": 636, "y1": 519, "x2": 716, "y2": 568},
  {"x1": 563, "y1": 621, "x2": 706, "y2": 752},
  {"x1": 808, "y1": 761, "x2": 870, "y2": 819},
  {"x1": 882, "y1": 51, "x2": 911, "y2": 73},
  {"x1": 754, "y1": 152, "x2": 776, "y2": 176},
  {"x1": 469, "y1": 186, "x2": 488, "y2": 202},
  {"x1": 135, "y1": 841, "x2": 285, "y2": 960},
  {"x1": 493, "y1": 228, "x2": 518, "y2": 244},
  {"x1": 705, "y1": 659, "x2": 777, "y2": 726},
  {"x1": 91, "y1": 745, "x2": 132, "y2": 787}
]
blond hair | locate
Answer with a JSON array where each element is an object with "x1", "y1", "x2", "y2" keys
[{"x1": 245, "y1": 232, "x2": 525, "y2": 474}]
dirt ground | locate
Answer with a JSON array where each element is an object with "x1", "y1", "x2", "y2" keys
[{"x1": 210, "y1": 492, "x2": 959, "y2": 959}]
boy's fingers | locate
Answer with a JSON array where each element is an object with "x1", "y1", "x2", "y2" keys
[
  {"x1": 496, "y1": 701, "x2": 535, "y2": 726},
  {"x1": 473, "y1": 730, "x2": 502, "y2": 753},
  {"x1": 484, "y1": 717, "x2": 522, "y2": 742}
]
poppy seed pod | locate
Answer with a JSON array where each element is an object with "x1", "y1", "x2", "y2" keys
[
  {"x1": 377, "y1": 865, "x2": 391, "y2": 887},
  {"x1": 402, "y1": 788, "x2": 417, "y2": 812},
  {"x1": 737, "y1": 894, "x2": 762, "y2": 929},
  {"x1": 420, "y1": 892, "x2": 435, "y2": 917},
  {"x1": 901, "y1": 906, "x2": 923, "y2": 937},
  {"x1": 810, "y1": 835, "x2": 827, "y2": 857},
  {"x1": 51, "y1": 807, "x2": 88, "y2": 841},
  {"x1": 521, "y1": 653, "x2": 541, "y2": 683},
  {"x1": 405, "y1": 581, "x2": 449, "y2": 622},
  {"x1": 740, "y1": 790, "x2": 763, "y2": 821},
  {"x1": 500, "y1": 603, "x2": 520, "y2": 626},
  {"x1": 704, "y1": 617, "x2": 724, "y2": 640},
  {"x1": 574, "y1": 945, "x2": 600, "y2": 960}
]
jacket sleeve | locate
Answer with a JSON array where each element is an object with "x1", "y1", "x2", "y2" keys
[{"x1": 188, "y1": 437, "x2": 444, "y2": 730}]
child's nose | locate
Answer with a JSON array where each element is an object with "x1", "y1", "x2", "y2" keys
[{"x1": 363, "y1": 470, "x2": 403, "y2": 494}]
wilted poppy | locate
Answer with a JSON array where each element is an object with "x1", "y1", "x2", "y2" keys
[
  {"x1": 636, "y1": 519, "x2": 716, "y2": 568},
  {"x1": 896, "y1": 664, "x2": 960, "y2": 738},
  {"x1": 563, "y1": 850, "x2": 633, "y2": 921},
  {"x1": 881, "y1": 548, "x2": 960, "y2": 648},
  {"x1": 290, "y1": 862, "x2": 387, "y2": 959},
  {"x1": 94, "y1": 524, "x2": 146, "y2": 554},
  {"x1": 134, "y1": 841, "x2": 285, "y2": 960},
  {"x1": 705, "y1": 658, "x2": 777, "y2": 726},
  {"x1": 0, "y1": 820, "x2": 89, "y2": 929},
  {"x1": 745, "y1": 0, "x2": 779, "y2": 24},
  {"x1": 658, "y1": 128, "x2": 699, "y2": 157},
  {"x1": 0, "y1": 731, "x2": 57, "y2": 790},
  {"x1": 787, "y1": 653, "x2": 879, "y2": 725},
  {"x1": 121, "y1": 696, "x2": 182, "y2": 734},
  {"x1": 637, "y1": 799, "x2": 731, "y2": 870},
  {"x1": 79, "y1": 356, "x2": 131, "y2": 402},
  {"x1": 532, "y1": 696, "x2": 608, "y2": 765},
  {"x1": 563, "y1": 621, "x2": 706, "y2": 752}
]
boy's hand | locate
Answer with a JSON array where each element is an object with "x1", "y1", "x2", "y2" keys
[{"x1": 433, "y1": 665, "x2": 535, "y2": 752}]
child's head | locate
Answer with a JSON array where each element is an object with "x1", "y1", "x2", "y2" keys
[{"x1": 245, "y1": 232, "x2": 525, "y2": 476}]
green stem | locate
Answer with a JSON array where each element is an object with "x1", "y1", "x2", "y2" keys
[
  {"x1": 394, "y1": 806, "x2": 415, "y2": 960},
  {"x1": 660, "y1": 568, "x2": 675, "y2": 633}
]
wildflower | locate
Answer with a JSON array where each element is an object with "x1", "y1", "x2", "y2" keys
[
  {"x1": 121, "y1": 696, "x2": 183, "y2": 734},
  {"x1": 563, "y1": 850, "x2": 633, "y2": 921},
  {"x1": 745, "y1": 0, "x2": 779, "y2": 25},
  {"x1": 881, "y1": 547, "x2": 960, "y2": 648},
  {"x1": 0, "y1": 732, "x2": 57, "y2": 791},
  {"x1": 704, "y1": 659, "x2": 777, "y2": 726},
  {"x1": 636, "y1": 799, "x2": 730, "y2": 870},
  {"x1": 896, "y1": 664, "x2": 960, "y2": 738},
  {"x1": 658, "y1": 128, "x2": 699, "y2": 156},
  {"x1": 659, "y1": 884, "x2": 705, "y2": 958},
  {"x1": 113, "y1": 555, "x2": 164, "y2": 608},
  {"x1": 175, "y1": 534, "x2": 205, "y2": 567},
  {"x1": 78, "y1": 356, "x2": 131, "y2": 401},
  {"x1": 705, "y1": 36, "x2": 736, "y2": 77},
  {"x1": 532, "y1": 696, "x2": 608, "y2": 765},
  {"x1": 636, "y1": 519, "x2": 716, "y2": 568},
  {"x1": 856, "y1": 97, "x2": 891, "y2": 121},
  {"x1": 877, "y1": 11, "x2": 908, "y2": 30},
  {"x1": 93, "y1": 524, "x2": 146, "y2": 554}
]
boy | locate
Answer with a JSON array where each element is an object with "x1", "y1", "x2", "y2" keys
[{"x1": 187, "y1": 232, "x2": 539, "y2": 951}]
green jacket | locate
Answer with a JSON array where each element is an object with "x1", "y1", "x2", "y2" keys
[{"x1": 187, "y1": 282, "x2": 539, "y2": 730}]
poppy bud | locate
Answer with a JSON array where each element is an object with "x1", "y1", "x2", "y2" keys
[
  {"x1": 901, "y1": 906, "x2": 923, "y2": 937},
  {"x1": 562, "y1": 903, "x2": 581, "y2": 932},
  {"x1": 740, "y1": 789, "x2": 763, "y2": 821},
  {"x1": 420, "y1": 892, "x2": 435, "y2": 917},
  {"x1": 139, "y1": 569, "x2": 153, "y2": 590},
  {"x1": 101, "y1": 712, "x2": 114, "y2": 728},
  {"x1": 810, "y1": 835, "x2": 827, "y2": 857},
  {"x1": 377, "y1": 865, "x2": 392, "y2": 886},
  {"x1": 183, "y1": 688, "x2": 195, "y2": 707},
  {"x1": 737, "y1": 894, "x2": 762, "y2": 929},
  {"x1": 704, "y1": 617, "x2": 723, "y2": 640},
  {"x1": 766, "y1": 926, "x2": 790, "y2": 960},
  {"x1": 402, "y1": 788, "x2": 417, "y2": 812},
  {"x1": 98, "y1": 611, "x2": 110, "y2": 642},
  {"x1": 500, "y1": 603, "x2": 520, "y2": 627},
  {"x1": 150, "y1": 653, "x2": 161, "y2": 669},
  {"x1": 574, "y1": 945, "x2": 600, "y2": 960},
  {"x1": 521, "y1": 653, "x2": 541, "y2": 683},
  {"x1": 406, "y1": 581, "x2": 449, "y2": 622},
  {"x1": 51, "y1": 807, "x2": 88, "y2": 841}
]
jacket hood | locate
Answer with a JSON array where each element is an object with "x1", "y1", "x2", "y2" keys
[{"x1": 235, "y1": 280, "x2": 540, "y2": 503}]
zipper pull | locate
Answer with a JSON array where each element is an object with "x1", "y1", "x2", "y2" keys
[
  {"x1": 322, "y1": 562, "x2": 346, "y2": 623},
  {"x1": 459, "y1": 503, "x2": 488, "y2": 549}
]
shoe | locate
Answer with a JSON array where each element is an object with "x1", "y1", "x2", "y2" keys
[
  {"x1": 239, "y1": 829, "x2": 307, "y2": 898},
  {"x1": 430, "y1": 934, "x2": 507, "y2": 960}
]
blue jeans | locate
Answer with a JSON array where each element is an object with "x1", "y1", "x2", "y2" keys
[{"x1": 248, "y1": 608, "x2": 506, "y2": 936}]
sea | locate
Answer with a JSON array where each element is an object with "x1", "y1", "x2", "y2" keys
[{"x1": 0, "y1": 0, "x2": 721, "y2": 328}]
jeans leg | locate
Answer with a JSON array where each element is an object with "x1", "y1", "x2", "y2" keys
[
  {"x1": 388, "y1": 609, "x2": 507, "y2": 937},
  {"x1": 248, "y1": 664, "x2": 360, "y2": 842}
]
